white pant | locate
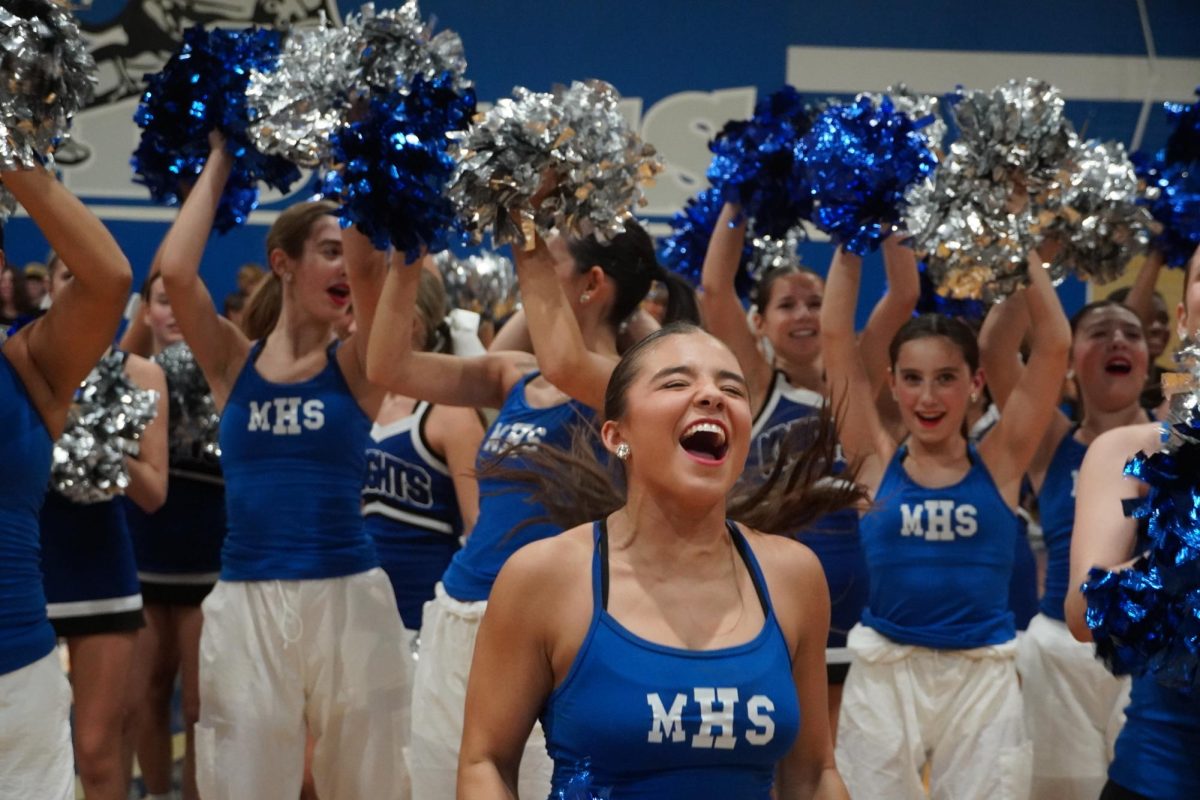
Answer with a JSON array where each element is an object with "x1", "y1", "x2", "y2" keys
[
  {"x1": 409, "y1": 584, "x2": 552, "y2": 800},
  {"x1": 196, "y1": 570, "x2": 412, "y2": 800},
  {"x1": 0, "y1": 651, "x2": 74, "y2": 800},
  {"x1": 836, "y1": 624, "x2": 1032, "y2": 800},
  {"x1": 1016, "y1": 613, "x2": 1130, "y2": 800}
]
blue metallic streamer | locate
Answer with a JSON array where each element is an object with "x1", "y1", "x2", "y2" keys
[
  {"x1": 131, "y1": 25, "x2": 300, "y2": 232},
  {"x1": 322, "y1": 71, "x2": 475, "y2": 258},
  {"x1": 1165, "y1": 87, "x2": 1200, "y2": 167},
  {"x1": 551, "y1": 760, "x2": 612, "y2": 800},
  {"x1": 797, "y1": 96, "x2": 937, "y2": 255},
  {"x1": 1133, "y1": 151, "x2": 1200, "y2": 268},
  {"x1": 657, "y1": 187, "x2": 751, "y2": 296}
]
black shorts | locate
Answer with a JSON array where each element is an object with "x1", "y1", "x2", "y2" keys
[
  {"x1": 140, "y1": 580, "x2": 215, "y2": 607},
  {"x1": 49, "y1": 607, "x2": 145, "y2": 638}
]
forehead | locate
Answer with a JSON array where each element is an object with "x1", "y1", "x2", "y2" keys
[
  {"x1": 639, "y1": 332, "x2": 740, "y2": 376},
  {"x1": 308, "y1": 215, "x2": 343, "y2": 243},
  {"x1": 895, "y1": 335, "x2": 968, "y2": 368},
  {"x1": 769, "y1": 272, "x2": 823, "y2": 299},
  {"x1": 1077, "y1": 305, "x2": 1142, "y2": 331}
]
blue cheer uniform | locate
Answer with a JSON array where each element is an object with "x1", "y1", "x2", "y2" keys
[
  {"x1": 541, "y1": 521, "x2": 801, "y2": 799},
  {"x1": 362, "y1": 401, "x2": 463, "y2": 630},
  {"x1": 1106, "y1": 676, "x2": 1200, "y2": 799},
  {"x1": 1038, "y1": 429, "x2": 1087, "y2": 622},
  {"x1": 743, "y1": 372, "x2": 868, "y2": 680},
  {"x1": 0, "y1": 351, "x2": 56, "y2": 675}
]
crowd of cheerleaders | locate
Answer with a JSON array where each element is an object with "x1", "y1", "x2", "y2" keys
[{"x1": 1, "y1": 151, "x2": 1197, "y2": 800}]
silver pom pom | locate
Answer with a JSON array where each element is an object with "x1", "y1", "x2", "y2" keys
[
  {"x1": 1042, "y1": 139, "x2": 1155, "y2": 285},
  {"x1": 0, "y1": 0, "x2": 95, "y2": 170},
  {"x1": 435, "y1": 250, "x2": 520, "y2": 322},
  {"x1": 869, "y1": 84, "x2": 948, "y2": 153},
  {"x1": 358, "y1": 1, "x2": 469, "y2": 94},
  {"x1": 747, "y1": 227, "x2": 805, "y2": 279},
  {"x1": 1163, "y1": 336, "x2": 1200, "y2": 450},
  {"x1": 450, "y1": 79, "x2": 662, "y2": 248},
  {"x1": 52, "y1": 350, "x2": 160, "y2": 504},
  {"x1": 0, "y1": 184, "x2": 15, "y2": 221},
  {"x1": 154, "y1": 342, "x2": 221, "y2": 471}
]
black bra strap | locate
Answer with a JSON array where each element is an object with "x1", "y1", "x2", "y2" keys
[
  {"x1": 728, "y1": 523, "x2": 770, "y2": 617},
  {"x1": 599, "y1": 519, "x2": 610, "y2": 611}
]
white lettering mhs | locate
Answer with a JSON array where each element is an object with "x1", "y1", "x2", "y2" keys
[
  {"x1": 646, "y1": 688, "x2": 775, "y2": 748},
  {"x1": 247, "y1": 398, "x2": 325, "y2": 435},
  {"x1": 899, "y1": 501, "x2": 978, "y2": 540}
]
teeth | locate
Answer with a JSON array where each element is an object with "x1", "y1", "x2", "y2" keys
[{"x1": 683, "y1": 422, "x2": 725, "y2": 444}]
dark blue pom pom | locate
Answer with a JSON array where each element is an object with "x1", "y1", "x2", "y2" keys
[
  {"x1": 1084, "y1": 562, "x2": 1171, "y2": 677},
  {"x1": 798, "y1": 96, "x2": 937, "y2": 255},
  {"x1": 706, "y1": 86, "x2": 819, "y2": 238},
  {"x1": 551, "y1": 760, "x2": 612, "y2": 800},
  {"x1": 322, "y1": 72, "x2": 475, "y2": 258},
  {"x1": 658, "y1": 187, "x2": 755, "y2": 299},
  {"x1": 132, "y1": 26, "x2": 300, "y2": 232},
  {"x1": 1133, "y1": 151, "x2": 1200, "y2": 268},
  {"x1": 915, "y1": 262, "x2": 986, "y2": 320},
  {"x1": 1165, "y1": 88, "x2": 1200, "y2": 166}
]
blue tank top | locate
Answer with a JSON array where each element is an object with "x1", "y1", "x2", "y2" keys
[
  {"x1": 441, "y1": 373, "x2": 594, "y2": 602},
  {"x1": 218, "y1": 341, "x2": 376, "y2": 581},
  {"x1": 860, "y1": 444, "x2": 1018, "y2": 649},
  {"x1": 1109, "y1": 674, "x2": 1200, "y2": 798},
  {"x1": 363, "y1": 400, "x2": 462, "y2": 629},
  {"x1": 1038, "y1": 429, "x2": 1086, "y2": 621},
  {"x1": 541, "y1": 521, "x2": 801, "y2": 798},
  {"x1": 0, "y1": 350, "x2": 57, "y2": 675}
]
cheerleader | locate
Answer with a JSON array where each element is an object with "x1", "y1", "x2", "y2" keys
[
  {"x1": 459, "y1": 323, "x2": 855, "y2": 798},
  {"x1": 0, "y1": 164, "x2": 133, "y2": 799},
  {"x1": 121, "y1": 269, "x2": 227, "y2": 800},
  {"x1": 366, "y1": 222, "x2": 697, "y2": 799},
  {"x1": 159, "y1": 135, "x2": 410, "y2": 799},
  {"x1": 39, "y1": 252, "x2": 169, "y2": 800},
  {"x1": 700, "y1": 203, "x2": 919, "y2": 731},
  {"x1": 1066, "y1": 244, "x2": 1200, "y2": 800},
  {"x1": 823, "y1": 247, "x2": 1070, "y2": 799},
  {"x1": 982, "y1": 287, "x2": 1150, "y2": 799},
  {"x1": 363, "y1": 268, "x2": 485, "y2": 635}
]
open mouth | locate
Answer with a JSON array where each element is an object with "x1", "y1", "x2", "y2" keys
[
  {"x1": 327, "y1": 283, "x2": 351, "y2": 305},
  {"x1": 679, "y1": 421, "x2": 729, "y2": 465},
  {"x1": 789, "y1": 329, "x2": 818, "y2": 339},
  {"x1": 1104, "y1": 357, "x2": 1132, "y2": 376},
  {"x1": 915, "y1": 411, "x2": 945, "y2": 429}
]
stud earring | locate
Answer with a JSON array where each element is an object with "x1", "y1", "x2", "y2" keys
[
  {"x1": 615, "y1": 443, "x2": 630, "y2": 461},
  {"x1": 970, "y1": 392, "x2": 979, "y2": 404},
  {"x1": 579, "y1": 292, "x2": 591, "y2": 304}
]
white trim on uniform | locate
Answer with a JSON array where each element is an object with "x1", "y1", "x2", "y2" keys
[
  {"x1": 362, "y1": 501, "x2": 455, "y2": 536},
  {"x1": 137, "y1": 571, "x2": 222, "y2": 585},
  {"x1": 46, "y1": 593, "x2": 142, "y2": 619}
]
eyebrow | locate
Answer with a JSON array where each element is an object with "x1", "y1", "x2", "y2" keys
[{"x1": 650, "y1": 364, "x2": 748, "y2": 388}]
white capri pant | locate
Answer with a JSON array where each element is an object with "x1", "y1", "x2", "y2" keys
[
  {"x1": 409, "y1": 583, "x2": 552, "y2": 800},
  {"x1": 196, "y1": 569, "x2": 412, "y2": 800},
  {"x1": 1016, "y1": 613, "x2": 1130, "y2": 800},
  {"x1": 836, "y1": 624, "x2": 1032, "y2": 800},
  {"x1": 0, "y1": 650, "x2": 74, "y2": 800}
]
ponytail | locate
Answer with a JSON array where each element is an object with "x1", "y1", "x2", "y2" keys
[
  {"x1": 654, "y1": 267, "x2": 701, "y2": 325},
  {"x1": 240, "y1": 273, "x2": 282, "y2": 341}
]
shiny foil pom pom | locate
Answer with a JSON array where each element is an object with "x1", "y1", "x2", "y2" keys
[
  {"x1": 450, "y1": 80, "x2": 660, "y2": 248},
  {"x1": 356, "y1": 1, "x2": 469, "y2": 96},
  {"x1": 132, "y1": 25, "x2": 301, "y2": 232},
  {"x1": 798, "y1": 95, "x2": 937, "y2": 255},
  {"x1": 0, "y1": 184, "x2": 15, "y2": 221},
  {"x1": 51, "y1": 350, "x2": 160, "y2": 504},
  {"x1": 322, "y1": 71, "x2": 475, "y2": 258},
  {"x1": 1134, "y1": 152, "x2": 1200, "y2": 268},
  {"x1": 903, "y1": 147, "x2": 1037, "y2": 303},
  {"x1": 1165, "y1": 87, "x2": 1200, "y2": 166},
  {"x1": 707, "y1": 85, "x2": 819, "y2": 237},
  {"x1": 434, "y1": 250, "x2": 519, "y2": 323},
  {"x1": 154, "y1": 342, "x2": 220, "y2": 473},
  {"x1": 0, "y1": 0, "x2": 95, "y2": 170},
  {"x1": 869, "y1": 84, "x2": 948, "y2": 153},
  {"x1": 1042, "y1": 139, "x2": 1153, "y2": 285}
]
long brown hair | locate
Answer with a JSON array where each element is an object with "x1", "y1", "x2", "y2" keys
[
  {"x1": 240, "y1": 201, "x2": 338, "y2": 341},
  {"x1": 484, "y1": 323, "x2": 865, "y2": 535}
]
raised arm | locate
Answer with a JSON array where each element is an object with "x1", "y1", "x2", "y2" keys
[
  {"x1": 335, "y1": 226, "x2": 389, "y2": 417},
  {"x1": 426, "y1": 403, "x2": 486, "y2": 535},
  {"x1": 122, "y1": 354, "x2": 169, "y2": 514},
  {"x1": 1122, "y1": 249, "x2": 1164, "y2": 332},
  {"x1": 859, "y1": 235, "x2": 920, "y2": 397},
  {"x1": 699, "y1": 203, "x2": 772, "y2": 397},
  {"x1": 366, "y1": 256, "x2": 530, "y2": 410},
  {"x1": 157, "y1": 138, "x2": 250, "y2": 406},
  {"x1": 1064, "y1": 422, "x2": 1159, "y2": 641},
  {"x1": 512, "y1": 234, "x2": 618, "y2": 413},
  {"x1": 978, "y1": 253, "x2": 1071, "y2": 502},
  {"x1": 2, "y1": 164, "x2": 132, "y2": 437},
  {"x1": 820, "y1": 248, "x2": 895, "y2": 489}
]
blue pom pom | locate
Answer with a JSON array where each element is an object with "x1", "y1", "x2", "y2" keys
[
  {"x1": 1084, "y1": 562, "x2": 1172, "y2": 677},
  {"x1": 551, "y1": 760, "x2": 612, "y2": 800},
  {"x1": 658, "y1": 187, "x2": 753, "y2": 297},
  {"x1": 1165, "y1": 87, "x2": 1200, "y2": 167},
  {"x1": 322, "y1": 72, "x2": 475, "y2": 258},
  {"x1": 132, "y1": 25, "x2": 300, "y2": 232},
  {"x1": 915, "y1": 262, "x2": 986, "y2": 320},
  {"x1": 1133, "y1": 151, "x2": 1200, "y2": 268},
  {"x1": 798, "y1": 96, "x2": 937, "y2": 255},
  {"x1": 706, "y1": 86, "x2": 818, "y2": 238}
]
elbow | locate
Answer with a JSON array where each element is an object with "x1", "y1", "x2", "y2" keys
[
  {"x1": 1065, "y1": 593, "x2": 1093, "y2": 643},
  {"x1": 364, "y1": 352, "x2": 396, "y2": 391}
]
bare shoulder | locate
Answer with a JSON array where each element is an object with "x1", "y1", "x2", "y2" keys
[
  {"x1": 123, "y1": 352, "x2": 165, "y2": 388},
  {"x1": 739, "y1": 526, "x2": 828, "y2": 655},
  {"x1": 1087, "y1": 422, "x2": 1164, "y2": 463},
  {"x1": 492, "y1": 524, "x2": 595, "y2": 600},
  {"x1": 741, "y1": 526, "x2": 824, "y2": 583}
]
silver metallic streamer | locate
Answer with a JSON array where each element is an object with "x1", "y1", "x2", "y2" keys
[
  {"x1": 1042, "y1": 139, "x2": 1154, "y2": 285},
  {"x1": 748, "y1": 227, "x2": 805, "y2": 279},
  {"x1": 358, "y1": 1, "x2": 468, "y2": 94},
  {"x1": 869, "y1": 84, "x2": 948, "y2": 153},
  {"x1": 0, "y1": 0, "x2": 95, "y2": 170},
  {"x1": 0, "y1": 183, "x2": 15, "y2": 220},
  {"x1": 1162, "y1": 336, "x2": 1200, "y2": 451},
  {"x1": 903, "y1": 145, "x2": 1037, "y2": 303},
  {"x1": 434, "y1": 250, "x2": 520, "y2": 321},
  {"x1": 450, "y1": 79, "x2": 661, "y2": 248},
  {"x1": 52, "y1": 350, "x2": 159, "y2": 504},
  {"x1": 154, "y1": 342, "x2": 221, "y2": 469}
]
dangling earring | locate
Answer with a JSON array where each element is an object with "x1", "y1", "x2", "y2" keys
[
  {"x1": 970, "y1": 391, "x2": 979, "y2": 404},
  {"x1": 579, "y1": 292, "x2": 591, "y2": 305},
  {"x1": 615, "y1": 443, "x2": 630, "y2": 461}
]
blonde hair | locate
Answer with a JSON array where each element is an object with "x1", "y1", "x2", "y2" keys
[{"x1": 415, "y1": 269, "x2": 451, "y2": 353}]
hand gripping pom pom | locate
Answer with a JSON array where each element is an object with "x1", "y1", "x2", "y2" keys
[
  {"x1": 132, "y1": 26, "x2": 301, "y2": 232},
  {"x1": 51, "y1": 350, "x2": 160, "y2": 505},
  {"x1": 0, "y1": 0, "x2": 95, "y2": 170},
  {"x1": 798, "y1": 95, "x2": 937, "y2": 255}
]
